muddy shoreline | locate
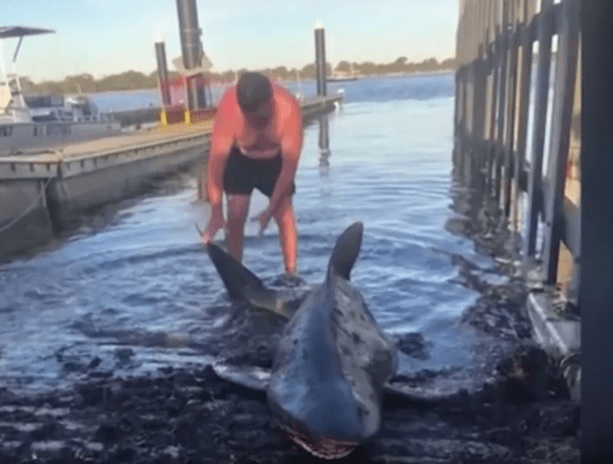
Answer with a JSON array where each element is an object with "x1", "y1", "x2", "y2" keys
[
  {"x1": 0, "y1": 359, "x2": 579, "y2": 464},
  {"x1": 1, "y1": 188, "x2": 580, "y2": 463}
]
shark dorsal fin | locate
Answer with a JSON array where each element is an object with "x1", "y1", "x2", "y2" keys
[{"x1": 326, "y1": 222, "x2": 364, "y2": 281}]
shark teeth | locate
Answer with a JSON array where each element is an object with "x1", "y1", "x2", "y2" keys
[{"x1": 281, "y1": 423, "x2": 357, "y2": 460}]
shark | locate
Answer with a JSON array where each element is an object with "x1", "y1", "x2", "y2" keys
[{"x1": 205, "y1": 222, "x2": 398, "y2": 459}]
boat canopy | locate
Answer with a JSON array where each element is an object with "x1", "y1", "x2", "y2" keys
[{"x1": 0, "y1": 26, "x2": 55, "y2": 39}]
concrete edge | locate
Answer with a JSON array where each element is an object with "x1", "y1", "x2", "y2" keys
[
  {"x1": 526, "y1": 291, "x2": 580, "y2": 356},
  {"x1": 526, "y1": 291, "x2": 581, "y2": 403}
]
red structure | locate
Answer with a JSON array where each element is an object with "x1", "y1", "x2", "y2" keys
[{"x1": 159, "y1": 74, "x2": 216, "y2": 125}]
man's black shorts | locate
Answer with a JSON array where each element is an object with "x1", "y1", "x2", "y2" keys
[{"x1": 223, "y1": 146, "x2": 296, "y2": 197}]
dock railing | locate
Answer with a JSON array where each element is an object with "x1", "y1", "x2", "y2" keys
[{"x1": 453, "y1": 0, "x2": 580, "y2": 302}]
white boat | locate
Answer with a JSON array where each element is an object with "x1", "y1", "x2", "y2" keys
[
  {"x1": 0, "y1": 26, "x2": 121, "y2": 156},
  {"x1": 327, "y1": 62, "x2": 361, "y2": 83}
]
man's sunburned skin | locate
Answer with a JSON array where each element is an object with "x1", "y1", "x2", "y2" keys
[
  {"x1": 217, "y1": 83, "x2": 299, "y2": 160},
  {"x1": 202, "y1": 75, "x2": 303, "y2": 274}
]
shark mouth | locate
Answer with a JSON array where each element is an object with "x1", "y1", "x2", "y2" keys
[{"x1": 281, "y1": 423, "x2": 357, "y2": 460}]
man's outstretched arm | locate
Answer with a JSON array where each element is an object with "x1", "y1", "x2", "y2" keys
[{"x1": 202, "y1": 91, "x2": 235, "y2": 241}]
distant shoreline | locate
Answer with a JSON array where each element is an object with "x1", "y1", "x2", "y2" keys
[{"x1": 22, "y1": 68, "x2": 456, "y2": 95}]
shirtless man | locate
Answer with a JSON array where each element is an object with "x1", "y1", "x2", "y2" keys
[{"x1": 200, "y1": 71, "x2": 304, "y2": 276}]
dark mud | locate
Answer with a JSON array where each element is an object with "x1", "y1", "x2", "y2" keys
[
  {"x1": 0, "y1": 358, "x2": 579, "y2": 464},
  {"x1": 0, "y1": 185, "x2": 580, "y2": 463}
]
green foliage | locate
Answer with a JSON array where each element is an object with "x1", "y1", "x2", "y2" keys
[{"x1": 22, "y1": 56, "x2": 457, "y2": 93}]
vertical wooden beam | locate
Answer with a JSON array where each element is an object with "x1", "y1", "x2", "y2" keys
[
  {"x1": 486, "y1": 1, "x2": 501, "y2": 193},
  {"x1": 581, "y1": 0, "x2": 613, "y2": 459},
  {"x1": 523, "y1": 0, "x2": 554, "y2": 258},
  {"x1": 471, "y1": 0, "x2": 488, "y2": 186},
  {"x1": 541, "y1": 0, "x2": 580, "y2": 284},
  {"x1": 453, "y1": 70, "x2": 461, "y2": 172},
  {"x1": 493, "y1": 0, "x2": 510, "y2": 202},
  {"x1": 454, "y1": 0, "x2": 467, "y2": 176},
  {"x1": 502, "y1": 0, "x2": 521, "y2": 217},
  {"x1": 512, "y1": 0, "x2": 535, "y2": 231}
]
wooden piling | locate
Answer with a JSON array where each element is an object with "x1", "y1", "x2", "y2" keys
[
  {"x1": 540, "y1": 0, "x2": 580, "y2": 284},
  {"x1": 523, "y1": 0, "x2": 554, "y2": 259},
  {"x1": 486, "y1": 2, "x2": 501, "y2": 194},
  {"x1": 493, "y1": 0, "x2": 510, "y2": 202},
  {"x1": 510, "y1": 0, "x2": 535, "y2": 231},
  {"x1": 501, "y1": 0, "x2": 520, "y2": 217}
]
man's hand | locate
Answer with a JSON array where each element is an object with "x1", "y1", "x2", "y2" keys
[
  {"x1": 201, "y1": 205, "x2": 226, "y2": 243},
  {"x1": 258, "y1": 207, "x2": 273, "y2": 235}
]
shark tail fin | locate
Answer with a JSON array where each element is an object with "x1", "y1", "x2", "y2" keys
[
  {"x1": 206, "y1": 242, "x2": 293, "y2": 319},
  {"x1": 326, "y1": 222, "x2": 364, "y2": 281},
  {"x1": 206, "y1": 242, "x2": 264, "y2": 300}
]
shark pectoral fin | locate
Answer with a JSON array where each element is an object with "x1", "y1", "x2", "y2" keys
[
  {"x1": 212, "y1": 363, "x2": 271, "y2": 392},
  {"x1": 327, "y1": 222, "x2": 364, "y2": 281},
  {"x1": 243, "y1": 287, "x2": 292, "y2": 320}
]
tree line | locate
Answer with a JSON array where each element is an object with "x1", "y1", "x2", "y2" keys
[{"x1": 20, "y1": 56, "x2": 457, "y2": 94}]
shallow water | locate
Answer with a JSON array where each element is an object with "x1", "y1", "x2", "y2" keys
[{"x1": 0, "y1": 74, "x2": 512, "y2": 394}]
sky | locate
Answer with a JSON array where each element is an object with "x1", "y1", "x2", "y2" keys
[{"x1": 1, "y1": 0, "x2": 459, "y2": 83}]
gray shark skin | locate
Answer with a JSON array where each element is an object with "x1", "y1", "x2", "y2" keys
[
  {"x1": 205, "y1": 222, "x2": 398, "y2": 458},
  {"x1": 266, "y1": 222, "x2": 398, "y2": 451}
]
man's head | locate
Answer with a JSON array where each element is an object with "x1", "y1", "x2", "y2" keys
[{"x1": 236, "y1": 71, "x2": 273, "y2": 129}]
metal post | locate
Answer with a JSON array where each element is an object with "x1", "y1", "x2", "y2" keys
[
  {"x1": 154, "y1": 39, "x2": 172, "y2": 107},
  {"x1": 314, "y1": 21, "x2": 327, "y2": 97},
  {"x1": 176, "y1": 0, "x2": 206, "y2": 111}
]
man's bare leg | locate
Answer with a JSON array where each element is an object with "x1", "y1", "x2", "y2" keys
[
  {"x1": 226, "y1": 194, "x2": 251, "y2": 262},
  {"x1": 274, "y1": 195, "x2": 298, "y2": 275}
]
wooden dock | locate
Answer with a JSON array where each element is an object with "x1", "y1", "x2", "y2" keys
[
  {"x1": 454, "y1": 0, "x2": 580, "y2": 395},
  {"x1": 0, "y1": 94, "x2": 342, "y2": 258}
]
